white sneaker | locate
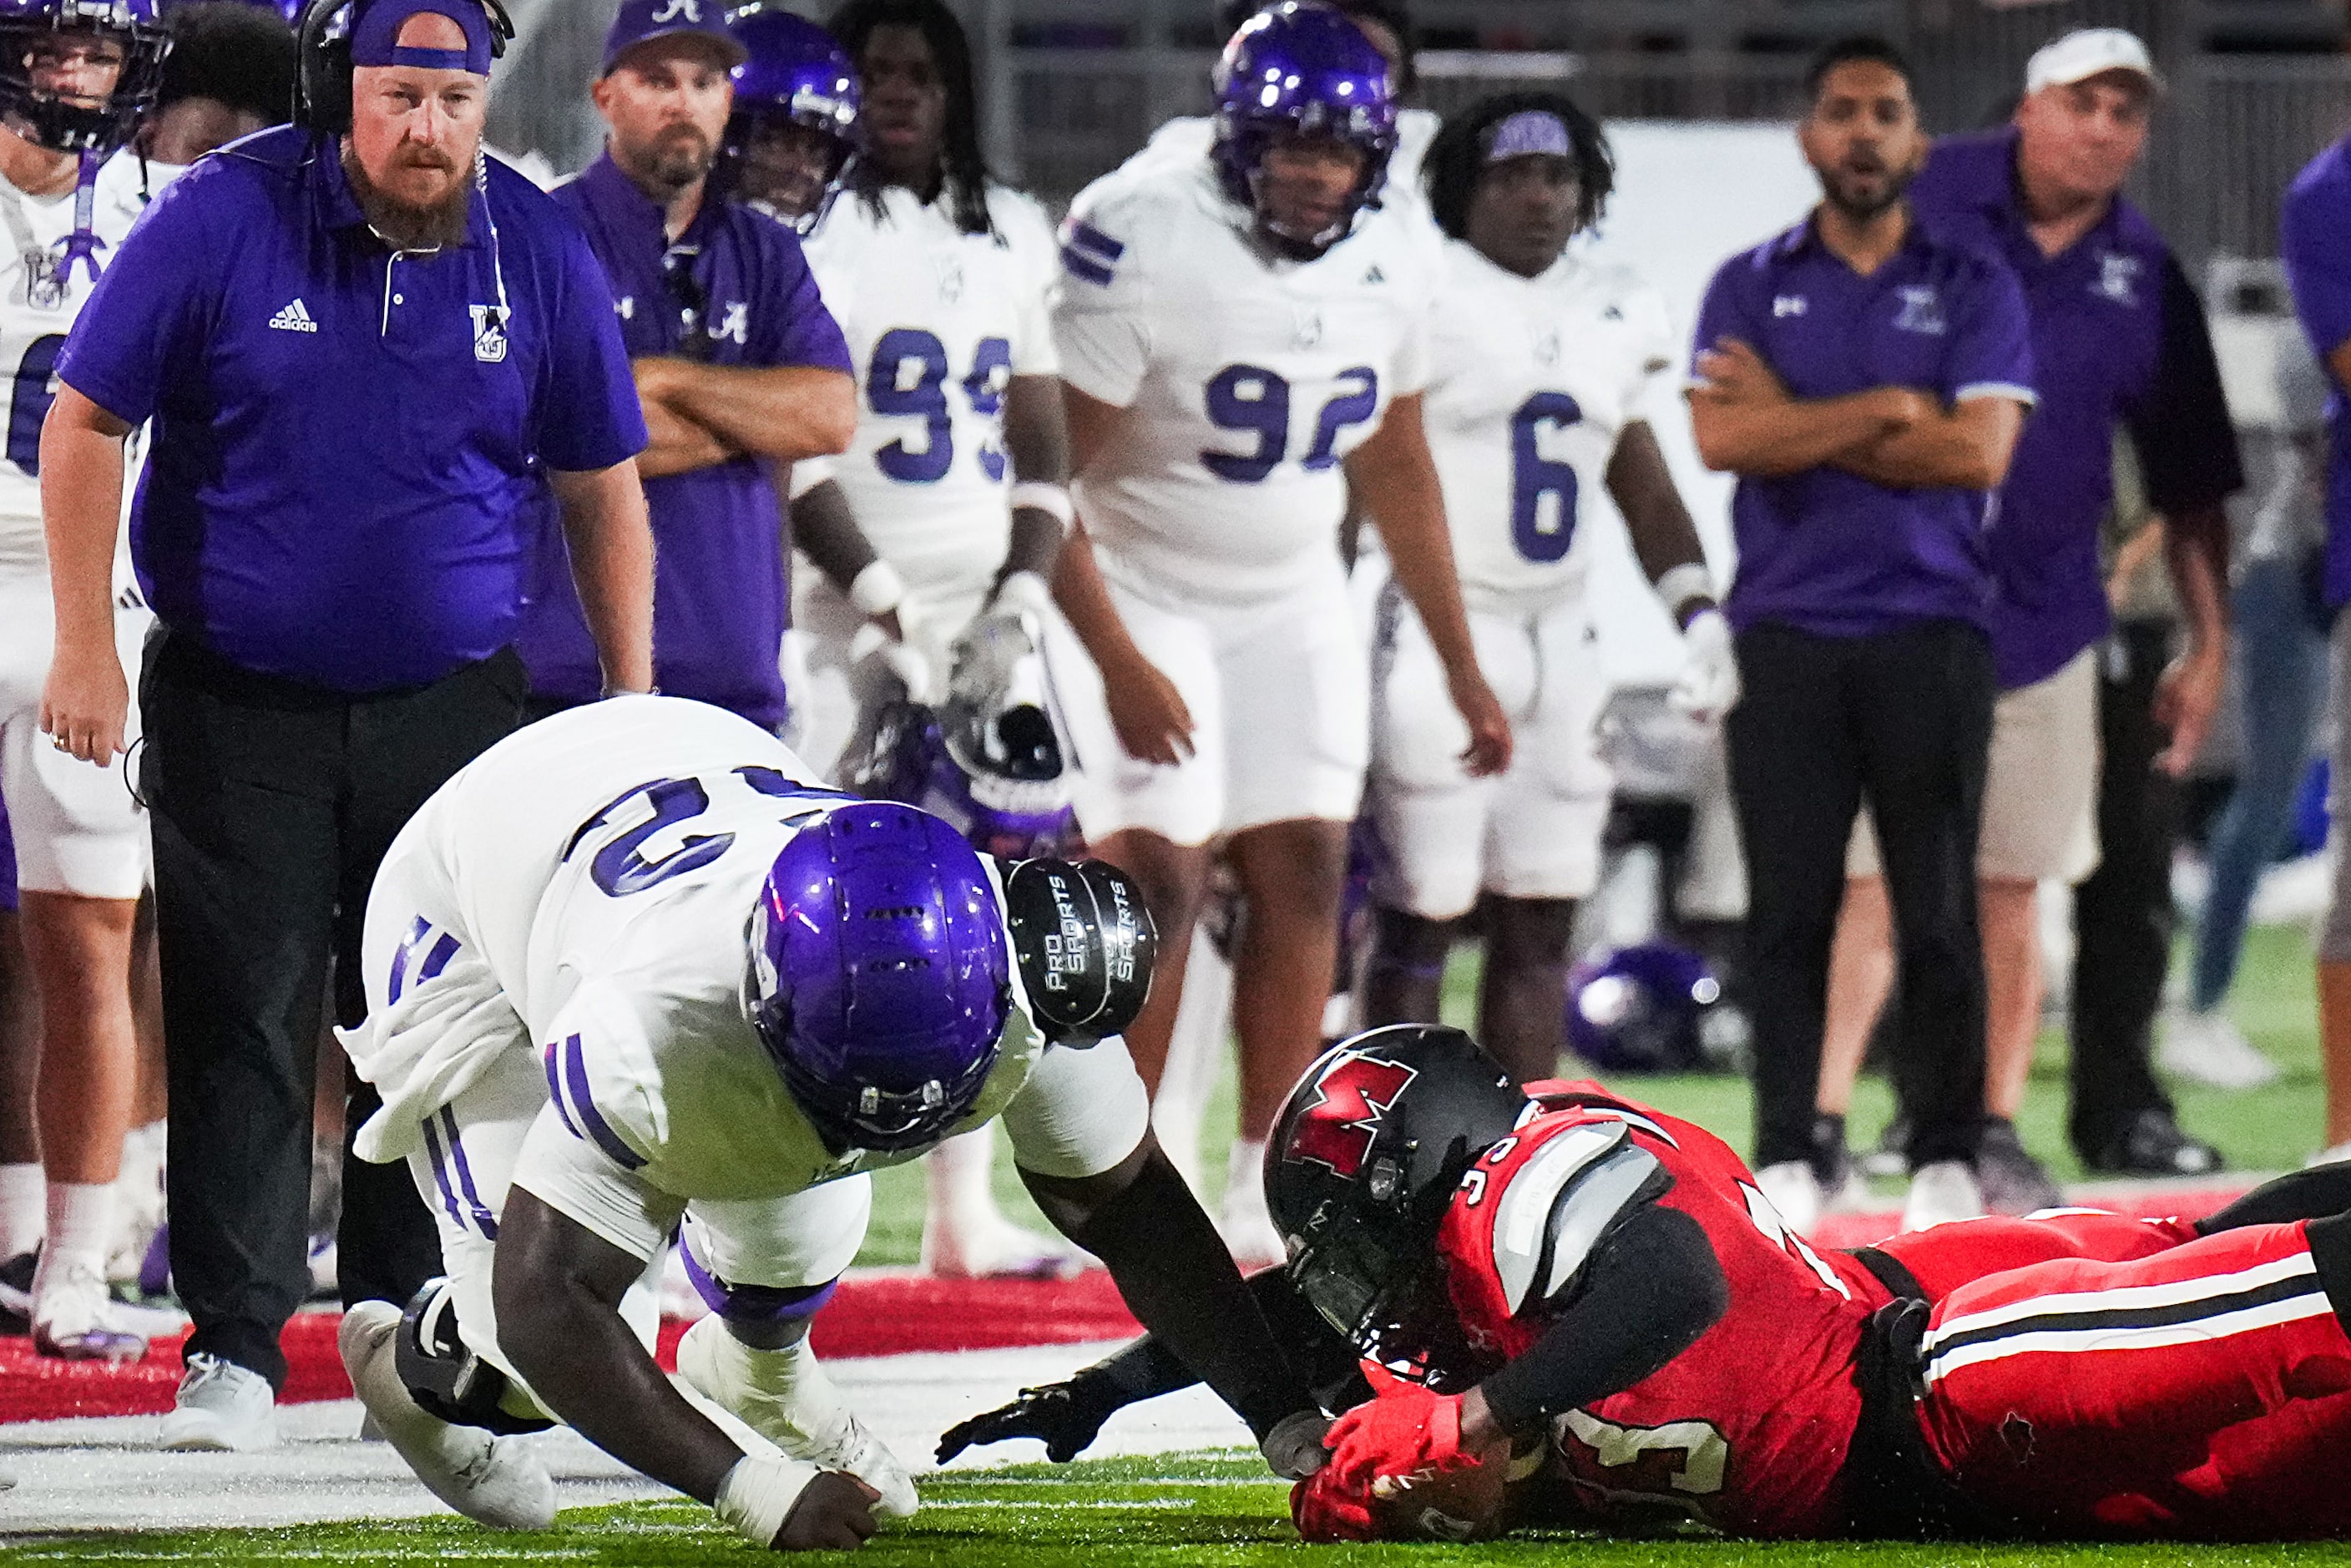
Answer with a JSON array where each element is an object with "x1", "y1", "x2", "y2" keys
[
  {"x1": 1901, "y1": 1161, "x2": 1985, "y2": 1232},
  {"x1": 338, "y1": 1300, "x2": 556, "y2": 1530},
  {"x1": 158, "y1": 1352, "x2": 279, "y2": 1451},
  {"x1": 674, "y1": 1318, "x2": 918, "y2": 1519},
  {"x1": 2160, "y1": 1010, "x2": 2282, "y2": 1090},
  {"x1": 31, "y1": 1255, "x2": 150, "y2": 1363},
  {"x1": 919, "y1": 1211, "x2": 1086, "y2": 1281},
  {"x1": 1754, "y1": 1161, "x2": 1823, "y2": 1237}
]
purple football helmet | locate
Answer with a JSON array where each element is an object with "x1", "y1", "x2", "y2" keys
[
  {"x1": 1211, "y1": 0, "x2": 1394, "y2": 254},
  {"x1": 749, "y1": 800, "x2": 1012, "y2": 1153},
  {"x1": 721, "y1": 3, "x2": 859, "y2": 233},
  {"x1": 0, "y1": 0, "x2": 170, "y2": 154},
  {"x1": 849, "y1": 700, "x2": 1075, "y2": 862},
  {"x1": 1565, "y1": 942, "x2": 1733, "y2": 1076}
]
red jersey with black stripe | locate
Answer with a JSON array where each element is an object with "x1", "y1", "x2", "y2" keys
[{"x1": 1436, "y1": 1082, "x2": 1893, "y2": 1537}]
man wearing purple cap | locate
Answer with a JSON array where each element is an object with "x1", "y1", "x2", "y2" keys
[
  {"x1": 37, "y1": 0, "x2": 655, "y2": 1451},
  {"x1": 514, "y1": 0, "x2": 855, "y2": 727}
]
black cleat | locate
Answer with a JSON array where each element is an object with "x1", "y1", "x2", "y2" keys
[{"x1": 2086, "y1": 1107, "x2": 2224, "y2": 1179}]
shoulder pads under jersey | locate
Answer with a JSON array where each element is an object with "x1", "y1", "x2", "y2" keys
[{"x1": 1490, "y1": 1119, "x2": 1669, "y2": 1316}]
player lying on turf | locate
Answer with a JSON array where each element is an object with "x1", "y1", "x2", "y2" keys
[
  {"x1": 943, "y1": 1024, "x2": 2351, "y2": 1541},
  {"x1": 332, "y1": 696, "x2": 1330, "y2": 1550}
]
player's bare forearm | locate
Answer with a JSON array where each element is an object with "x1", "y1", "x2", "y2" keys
[
  {"x1": 493, "y1": 1187, "x2": 746, "y2": 1505},
  {"x1": 1001, "y1": 374, "x2": 1072, "y2": 585},
  {"x1": 1345, "y1": 396, "x2": 1475, "y2": 675},
  {"x1": 39, "y1": 383, "x2": 132, "y2": 658},
  {"x1": 1022, "y1": 1136, "x2": 1322, "y2": 1464},
  {"x1": 1606, "y1": 422, "x2": 1708, "y2": 588},
  {"x1": 791, "y1": 479, "x2": 883, "y2": 594},
  {"x1": 637, "y1": 395, "x2": 740, "y2": 479},
  {"x1": 640, "y1": 357, "x2": 857, "y2": 463},
  {"x1": 1688, "y1": 388, "x2": 1920, "y2": 477},
  {"x1": 548, "y1": 460, "x2": 656, "y2": 694},
  {"x1": 2154, "y1": 498, "x2": 2232, "y2": 774},
  {"x1": 1832, "y1": 395, "x2": 2024, "y2": 491},
  {"x1": 1050, "y1": 520, "x2": 1145, "y2": 671}
]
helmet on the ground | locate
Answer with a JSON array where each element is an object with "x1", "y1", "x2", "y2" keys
[
  {"x1": 1266, "y1": 1026, "x2": 1526, "y2": 1369},
  {"x1": 1211, "y1": 0, "x2": 1394, "y2": 253},
  {"x1": 1565, "y1": 942, "x2": 1729, "y2": 1075},
  {"x1": 0, "y1": 0, "x2": 171, "y2": 154},
  {"x1": 749, "y1": 800, "x2": 1011, "y2": 1153},
  {"x1": 850, "y1": 698, "x2": 1075, "y2": 862},
  {"x1": 720, "y1": 3, "x2": 859, "y2": 231}
]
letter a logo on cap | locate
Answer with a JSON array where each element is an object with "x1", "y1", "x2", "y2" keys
[{"x1": 650, "y1": 0, "x2": 700, "y2": 20}]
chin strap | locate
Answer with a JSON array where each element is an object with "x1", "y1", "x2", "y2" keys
[{"x1": 57, "y1": 152, "x2": 106, "y2": 288}]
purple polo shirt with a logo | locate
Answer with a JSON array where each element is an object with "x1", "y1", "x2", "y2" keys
[
  {"x1": 2283, "y1": 134, "x2": 2351, "y2": 609},
  {"x1": 57, "y1": 125, "x2": 646, "y2": 692},
  {"x1": 516, "y1": 153, "x2": 850, "y2": 728},
  {"x1": 1692, "y1": 214, "x2": 2036, "y2": 640},
  {"x1": 1914, "y1": 131, "x2": 2241, "y2": 689}
]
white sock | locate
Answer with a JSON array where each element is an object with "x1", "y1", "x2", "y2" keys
[
  {"x1": 0, "y1": 1164, "x2": 43, "y2": 1260},
  {"x1": 43, "y1": 1182, "x2": 116, "y2": 1278},
  {"x1": 1223, "y1": 1139, "x2": 1269, "y2": 1220}
]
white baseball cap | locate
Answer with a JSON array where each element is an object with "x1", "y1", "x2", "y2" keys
[{"x1": 2025, "y1": 28, "x2": 2164, "y2": 96}]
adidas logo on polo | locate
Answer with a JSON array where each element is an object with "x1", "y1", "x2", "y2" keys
[{"x1": 269, "y1": 298, "x2": 318, "y2": 333}]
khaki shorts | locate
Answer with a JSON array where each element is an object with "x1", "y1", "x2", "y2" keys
[{"x1": 1848, "y1": 645, "x2": 2101, "y2": 886}]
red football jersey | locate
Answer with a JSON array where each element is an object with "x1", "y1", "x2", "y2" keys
[{"x1": 1437, "y1": 1083, "x2": 1892, "y2": 1537}]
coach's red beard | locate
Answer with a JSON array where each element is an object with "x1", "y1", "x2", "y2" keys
[{"x1": 343, "y1": 141, "x2": 473, "y2": 252}]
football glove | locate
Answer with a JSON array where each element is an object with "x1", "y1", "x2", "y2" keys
[
  {"x1": 935, "y1": 1377, "x2": 1115, "y2": 1465},
  {"x1": 1325, "y1": 1364, "x2": 1471, "y2": 1489},
  {"x1": 1668, "y1": 608, "x2": 1740, "y2": 722}
]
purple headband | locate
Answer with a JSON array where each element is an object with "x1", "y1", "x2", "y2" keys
[{"x1": 349, "y1": 0, "x2": 496, "y2": 75}]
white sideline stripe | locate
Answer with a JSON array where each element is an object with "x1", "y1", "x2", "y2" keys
[
  {"x1": 1924, "y1": 1290, "x2": 2333, "y2": 1385},
  {"x1": 1923, "y1": 1251, "x2": 2317, "y2": 1349}
]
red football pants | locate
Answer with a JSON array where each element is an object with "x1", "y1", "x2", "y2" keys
[
  {"x1": 1872, "y1": 1208, "x2": 2197, "y2": 1302},
  {"x1": 1913, "y1": 1221, "x2": 2351, "y2": 1538}
]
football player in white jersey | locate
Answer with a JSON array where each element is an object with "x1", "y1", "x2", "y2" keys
[
  {"x1": 1049, "y1": 1, "x2": 1509, "y2": 1268},
  {"x1": 0, "y1": 0, "x2": 171, "y2": 1362},
  {"x1": 1360, "y1": 94, "x2": 1740, "y2": 1089},
  {"x1": 736, "y1": 1, "x2": 1088, "y2": 1281},
  {"x1": 333, "y1": 696, "x2": 1330, "y2": 1550}
]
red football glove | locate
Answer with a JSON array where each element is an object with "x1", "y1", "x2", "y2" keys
[
  {"x1": 1325, "y1": 1364, "x2": 1472, "y2": 1489},
  {"x1": 1290, "y1": 1465, "x2": 1380, "y2": 1541}
]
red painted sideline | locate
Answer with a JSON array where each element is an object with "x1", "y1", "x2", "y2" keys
[{"x1": 0, "y1": 1272, "x2": 1142, "y2": 1426}]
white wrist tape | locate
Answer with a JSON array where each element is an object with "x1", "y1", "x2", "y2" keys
[
  {"x1": 1008, "y1": 481, "x2": 1074, "y2": 531},
  {"x1": 1654, "y1": 562, "x2": 1718, "y2": 621},
  {"x1": 715, "y1": 1452, "x2": 821, "y2": 1550},
  {"x1": 990, "y1": 569, "x2": 1053, "y2": 620},
  {"x1": 847, "y1": 559, "x2": 906, "y2": 618}
]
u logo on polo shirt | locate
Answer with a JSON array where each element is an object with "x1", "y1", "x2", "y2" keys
[
  {"x1": 1893, "y1": 285, "x2": 1947, "y2": 336},
  {"x1": 470, "y1": 305, "x2": 509, "y2": 364},
  {"x1": 2096, "y1": 251, "x2": 2141, "y2": 306}
]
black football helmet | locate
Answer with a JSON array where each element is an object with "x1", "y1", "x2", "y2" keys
[{"x1": 1264, "y1": 1025, "x2": 1529, "y2": 1378}]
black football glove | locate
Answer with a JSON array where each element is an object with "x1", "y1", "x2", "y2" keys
[{"x1": 936, "y1": 1378, "x2": 1114, "y2": 1465}]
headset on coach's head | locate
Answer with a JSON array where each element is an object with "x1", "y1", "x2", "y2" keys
[{"x1": 291, "y1": 0, "x2": 514, "y2": 133}]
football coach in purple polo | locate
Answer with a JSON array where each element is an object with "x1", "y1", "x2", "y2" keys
[
  {"x1": 34, "y1": 0, "x2": 655, "y2": 1449},
  {"x1": 515, "y1": 0, "x2": 855, "y2": 727},
  {"x1": 1689, "y1": 37, "x2": 2035, "y2": 1233}
]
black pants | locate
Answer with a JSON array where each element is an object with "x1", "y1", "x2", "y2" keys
[
  {"x1": 2069, "y1": 620, "x2": 2180, "y2": 1157},
  {"x1": 143, "y1": 631, "x2": 526, "y2": 1387},
  {"x1": 1727, "y1": 620, "x2": 1995, "y2": 1172}
]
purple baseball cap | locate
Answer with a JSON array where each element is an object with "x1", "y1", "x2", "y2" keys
[
  {"x1": 602, "y1": 0, "x2": 746, "y2": 77},
  {"x1": 351, "y1": 0, "x2": 497, "y2": 74}
]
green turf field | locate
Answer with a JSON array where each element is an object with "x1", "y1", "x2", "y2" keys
[
  {"x1": 856, "y1": 923, "x2": 2333, "y2": 1263},
  {"x1": 10, "y1": 1454, "x2": 2351, "y2": 1565}
]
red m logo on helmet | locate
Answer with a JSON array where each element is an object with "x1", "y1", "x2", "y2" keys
[{"x1": 1289, "y1": 1053, "x2": 1417, "y2": 1178}]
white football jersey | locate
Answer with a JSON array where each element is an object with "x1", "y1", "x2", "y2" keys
[
  {"x1": 1422, "y1": 240, "x2": 1677, "y2": 613},
  {"x1": 0, "y1": 150, "x2": 149, "y2": 569},
  {"x1": 802, "y1": 184, "x2": 1060, "y2": 599},
  {"x1": 396, "y1": 696, "x2": 1059, "y2": 1202},
  {"x1": 1056, "y1": 156, "x2": 1440, "y2": 606}
]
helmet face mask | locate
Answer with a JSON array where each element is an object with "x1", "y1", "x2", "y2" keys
[
  {"x1": 0, "y1": 0, "x2": 169, "y2": 157},
  {"x1": 1211, "y1": 0, "x2": 1395, "y2": 257},
  {"x1": 849, "y1": 699, "x2": 1075, "y2": 862}
]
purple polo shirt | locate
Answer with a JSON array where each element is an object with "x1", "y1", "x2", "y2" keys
[
  {"x1": 516, "y1": 154, "x2": 850, "y2": 729},
  {"x1": 1693, "y1": 214, "x2": 2035, "y2": 640},
  {"x1": 58, "y1": 125, "x2": 645, "y2": 693},
  {"x1": 2283, "y1": 134, "x2": 2351, "y2": 608},
  {"x1": 1914, "y1": 132, "x2": 2242, "y2": 688}
]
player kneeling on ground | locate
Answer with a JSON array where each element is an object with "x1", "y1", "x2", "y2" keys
[
  {"x1": 951, "y1": 1025, "x2": 2351, "y2": 1543},
  {"x1": 334, "y1": 695, "x2": 1329, "y2": 1550}
]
